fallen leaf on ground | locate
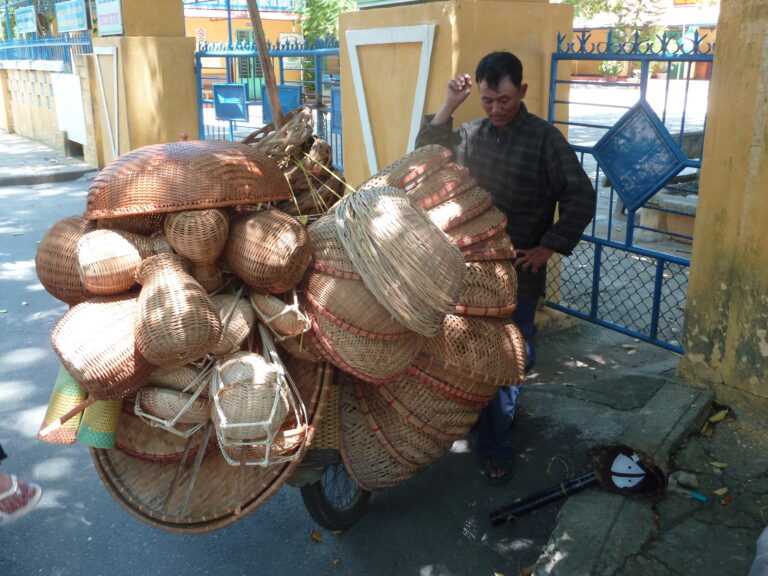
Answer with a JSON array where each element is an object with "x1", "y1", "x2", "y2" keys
[
  {"x1": 708, "y1": 409, "x2": 729, "y2": 423},
  {"x1": 310, "y1": 530, "x2": 323, "y2": 543},
  {"x1": 710, "y1": 461, "x2": 728, "y2": 469},
  {"x1": 713, "y1": 487, "x2": 729, "y2": 496},
  {"x1": 332, "y1": 557, "x2": 341, "y2": 565},
  {"x1": 621, "y1": 344, "x2": 637, "y2": 350}
]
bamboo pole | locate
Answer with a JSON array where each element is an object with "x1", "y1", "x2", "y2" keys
[{"x1": 244, "y1": 0, "x2": 284, "y2": 128}]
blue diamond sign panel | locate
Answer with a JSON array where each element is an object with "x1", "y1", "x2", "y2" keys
[
  {"x1": 213, "y1": 83, "x2": 249, "y2": 122},
  {"x1": 592, "y1": 100, "x2": 687, "y2": 213}
]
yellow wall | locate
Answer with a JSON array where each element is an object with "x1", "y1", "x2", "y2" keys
[
  {"x1": 120, "y1": 0, "x2": 185, "y2": 37},
  {"x1": 339, "y1": 0, "x2": 573, "y2": 187},
  {"x1": 678, "y1": 0, "x2": 768, "y2": 420}
]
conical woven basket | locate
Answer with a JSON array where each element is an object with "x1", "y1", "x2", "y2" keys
[
  {"x1": 335, "y1": 186, "x2": 465, "y2": 337},
  {"x1": 425, "y1": 187, "x2": 493, "y2": 232},
  {"x1": 305, "y1": 270, "x2": 407, "y2": 335},
  {"x1": 77, "y1": 229, "x2": 173, "y2": 295},
  {"x1": 85, "y1": 140, "x2": 290, "y2": 219},
  {"x1": 96, "y1": 213, "x2": 166, "y2": 236},
  {"x1": 77, "y1": 399, "x2": 123, "y2": 449},
  {"x1": 406, "y1": 163, "x2": 476, "y2": 210},
  {"x1": 455, "y1": 260, "x2": 518, "y2": 317},
  {"x1": 37, "y1": 364, "x2": 87, "y2": 444},
  {"x1": 210, "y1": 294, "x2": 255, "y2": 356},
  {"x1": 445, "y1": 206, "x2": 507, "y2": 249},
  {"x1": 225, "y1": 209, "x2": 312, "y2": 294},
  {"x1": 164, "y1": 209, "x2": 230, "y2": 265},
  {"x1": 189, "y1": 263, "x2": 226, "y2": 292},
  {"x1": 36, "y1": 215, "x2": 95, "y2": 305},
  {"x1": 51, "y1": 293, "x2": 154, "y2": 400},
  {"x1": 307, "y1": 213, "x2": 360, "y2": 280},
  {"x1": 250, "y1": 290, "x2": 311, "y2": 339},
  {"x1": 357, "y1": 145, "x2": 452, "y2": 192},
  {"x1": 135, "y1": 253, "x2": 223, "y2": 366},
  {"x1": 137, "y1": 386, "x2": 212, "y2": 425},
  {"x1": 461, "y1": 231, "x2": 516, "y2": 261}
]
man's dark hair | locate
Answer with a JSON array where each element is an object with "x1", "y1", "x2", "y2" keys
[{"x1": 476, "y1": 52, "x2": 523, "y2": 90}]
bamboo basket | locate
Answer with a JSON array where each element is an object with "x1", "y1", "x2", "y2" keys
[
  {"x1": 445, "y1": 206, "x2": 508, "y2": 249},
  {"x1": 425, "y1": 187, "x2": 492, "y2": 233},
  {"x1": 406, "y1": 163, "x2": 476, "y2": 210},
  {"x1": 462, "y1": 231, "x2": 516, "y2": 261},
  {"x1": 407, "y1": 364, "x2": 496, "y2": 408},
  {"x1": 357, "y1": 145, "x2": 452, "y2": 192},
  {"x1": 249, "y1": 290, "x2": 311, "y2": 340},
  {"x1": 145, "y1": 365, "x2": 204, "y2": 393},
  {"x1": 306, "y1": 213, "x2": 360, "y2": 280},
  {"x1": 96, "y1": 213, "x2": 166, "y2": 236},
  {"x1": 35, "y1": 215, "x2": 95, "y2": 305},
  {"x1": 164, "y1": 209, "x2": 230, "y2": 265},
  {"x1": 37, "y1": 364, "x2": 87, "y2": 445},
  {"x1": 189, "y1": 263, "x2": 226, "y2": 292},
  {"x1": 210, "y1": 294, "x2": 255, "y2": 356},
  {"x1": 455, "y1": 260, "x2": 518, "y2": 317}
]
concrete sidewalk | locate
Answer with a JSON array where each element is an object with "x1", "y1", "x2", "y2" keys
[{"x1": 0, "y1": 132, "x2": 765, "y2": 576}]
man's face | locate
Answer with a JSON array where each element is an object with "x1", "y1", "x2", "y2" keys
[{"x1": 479, "y1": 76, "x2": 528, "y2": 129}]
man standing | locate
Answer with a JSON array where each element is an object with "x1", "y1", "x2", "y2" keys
[{"x1": 416, "y1": 51, "x2": 595, "y2": 484}]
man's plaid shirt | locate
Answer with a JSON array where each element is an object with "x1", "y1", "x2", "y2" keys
[{"x1": 416, "y1": 102, "x2": 596, "y2": 298}]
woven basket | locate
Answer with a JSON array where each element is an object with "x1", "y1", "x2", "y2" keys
[
  {"x1": 414, "y1": 315, "x2": 527, "y2": 390},
  {"x1": 308, "y1": 299, "x2": 422, "y2": 384},
  {"x1": 278, "y1": 331, "x2": 323, "y2": 363},
  {"x1": 35, "y1": 216, "x2": 95, "y2": 305},
  {"x1": 241, "y1": 107, "x2": 314, "y2": 159},
  {"x1": 85, "y1": 140, "x2": 290, "y2": 219},
  {"x1": 37, "y1": 364, "x2": 87, "y2": 445},
  {"x1": 96, "y1": 213, "x2": 165, "y2": 236},
  {"x1": 189, "y1": 263, "x2": 226, "y2": 292},
  {"x1": 146, "y1": 365, "x2": 204, "y2": 393},
  {"x1": 462, "y1": 231, "x2": 516, "y2": 261},
  {"x1": 335, "y1": 186, "x2": 465, "y2": 337},
  {"x1": 406, "y1": 163, "x2": 476, "y2": 210},
  {"x1": 135, "y1": 253, "x2": 222, "y2": 366},
  {"x1": 51, "y1": 293, "x2": 154, "y2": 400},
  {"x1": 305, "y1": 270, "x2": 407, "y2": 335},
  {"x1": 445, "y1": 206, "x2": 508, "y2": 249},
  {"x1": 77, "y1": 399, "x2": 123, "y2": 449},
  {"x1": 210, "y1": 294, "x2": 255, "y2": 356},
  {"x1": 455, "y1": 260, "x2": 518, "y2": 317},
  {"x1": 338, "y1": 379, "x2": 416, "y2": 491},
  {"x1": 357, "y1": 145, "x2": 452, "y2": 192},
  {"x1": 307, "y1": 213, "x2": 360, "y2": 280},
  {"x1": 407, "y1": 364, "x2": 496, "y2": 407},
  {"x1": 375, "y1": 373, "x2": 482, "y2": 441},
  {"x1": 164, "y1": 209, "x2": 230, "y2": 265},
  {"x1": 250, "y1": 290, "x2": 311, "y2": 339},
  {"x1": 277, "y1": 166, "x2": 346, "y2": 217},
  {"x1": 425, "y1": 187, "x2": 493, "y2": 232},
  {"x1": 225, "y1": 209, "x2": 312, "y2": 294},
  {"x1": 77, "y1": 229, "x2": 172, "y2": 295},
  {"x1": 137, "y1": 386, "x2": 211, "y2": 425},
  {"x1": 285, "y1": 135, "x2": 333, "y2": 186}
]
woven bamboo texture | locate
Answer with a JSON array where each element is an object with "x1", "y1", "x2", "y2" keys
[
  {"x1": 77, "y1": 399, "x2": 123, "y2": 448},
  {"x1": 35, "y1": 215, "x2": 95, "y2": 305},
  {"x1": 338, "y1": 379, "x2": 416, "y2": 491},
  {"x1": 91, "y1": 355, "x2": 326, "y2": 533},
  {"x1": 37, "y1": 364, "x2": 87, "y2": 445},
  {"x1": 276, "y1": 166, "x2": 346, "y2": 217},
  {"x1": 445, "y1": 206, "x2": 508, "y2": 249},
  {"x1": 307, "y1": 213, "x2": 360, "y2": 280},
  {"x1": 278, "y1": 331, "x2": 323, "y2": 363},
  {"x1": 305, "y1": 270, "x2": 408, "y2": 335},
  {"x1": 145, "y1": 365, "x2": 204, "y2": 393},
  {"x1": 137, "y1": 387, "x2": 211, "y2": 425},
  {"x1": 96, "y1": 213, "x2": 165, "y2": 236},
  {"x1": 461, "y1": 231, "x2": 516, "y2": 261},
  {"x1": 406, "y1": 163, "x2": 476, "y2": 210},
  {"x1": 210, "y1": 294, "x2": 255, "y2": 356},
  {"x1": 455, "y1": 260, "x2": 518, "y2": 317},
  {"x1": 250, "y1": 291, "x2": 310, "y2": 339},
  {"x1": 85, "y1": 140, "x2": 290, "y2": 219},
  {"x1": 407, "y1": 364, "x2": 496, "y2": 408},
  {"x1": 335, "y1": 186, "x2": 465, "y2": 337},
  {"x1": 425, "y1": 187, "x2": 493, "y2": 232},
  {"x1": 305, "y1": 364, "x2": 339, "y2": 451},
  {"x1": 77, "y1": 229, "x2": 173, "y2": 295},
  {"x1": 189, "y1": 263, "x2": 226, "y2": 292},
  {"x1": 225, "y1": 209, "x2": 312, "y2": 294},
  {"x1": 164, "y1": 209, "x2": 230, "y2": 265},
  {"x1": 51, "y1": 294, "x2": 154, "y2": 400},
  {"x1": 357, "y1": 145, "x2": 452, "y2": 192},
  {"x1": 135, "y1": 254, "x2": 222, "y2": 366},
  {"x1": 241, "y1": 107, "x2": 314, "y2": 159}
]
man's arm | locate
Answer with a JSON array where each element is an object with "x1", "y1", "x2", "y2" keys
[{"x1": 415, "y1": 74, "x2": 473, "y2": 150}]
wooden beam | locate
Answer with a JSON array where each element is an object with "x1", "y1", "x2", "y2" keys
[{"x1": 245, "y1": 0, "x2": 283, "y2": 128}]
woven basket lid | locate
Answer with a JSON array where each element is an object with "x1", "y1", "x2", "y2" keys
[
  {"x1": 462, "y1": 231, "x2": 516, "y2": 261},
  {"x1": 225, "y1": 209, "x2": 312, "y2": 294},
  {"x1": 164, "y1": 209, "x2": 230, "y2": 265},
  {"x1": 250, "y1": 291, "x2": 310, "y2": 339},
  {"x1": 406, "y1": 163, "x2": 476, "y2": 210},
  {"x1": 51, "y1": 293, "x2": 154, "y2": 400},
  {"x1": 91, "y1": 355, "x2": 328, "y2": 533},
  {"x1": 334, "y1": 186, "x2": 465, "y2": 337},
  {"x1": 455, "y1": 260, "x2": 518, "y2": 317},
  {"x1": 445, "y1": 206, "x2": 508, "y2": 248},
  {"x1": 96, "y1": 213, "x2": 165, "y2": 236},
  {"x1": 414, "y1": 315, "x2": 526, "y2": 389},
  {"x1": 305, "y1": 270, "x2": 408, "y2": 335},
  {"x1": 307, "y1": 213, "x2": 360, "y2": 280},
  {"x1": 308, "y1": 300, "x2": 423, "y2": 384},
  {"x1": 426, "y1": 187, "x2": 493, "y2": 232},
  {"x1": 85, "y1": 140, "x2": 290, "y2": 219},
  {"x1": 338, "y1": 378, "x2": 416, "y2": 491},
  {"x1": 137, "y1": 386, "x2": 212, "y2": 425},
  {"x1": 210, "y1": 294, "x2": 255, "y2": 356},
  {"x1": 36, "y1": 215, "x2": 95, "y2": 305},
  {"x1": 357, "y1": 145, "x2": 452, "y2": 192}
]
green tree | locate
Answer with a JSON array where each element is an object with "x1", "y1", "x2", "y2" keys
[
  {"x1": 294, "y1": 0, "x2": 356, "y2": 42},
  {"x1": 561, "y1": 0, "x2": 665, "y2": 30}
]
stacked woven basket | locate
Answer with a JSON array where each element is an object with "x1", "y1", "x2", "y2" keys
[{"x1": 33, "y1": 108, "x2": 525, "y2": 530}]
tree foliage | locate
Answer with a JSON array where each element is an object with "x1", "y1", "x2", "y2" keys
[
  {"x1": 562, "y1": 0, "x2": 666, "y2": 29},
  {"x1": 295, "y1": 0, "x2": 356, "y2": 41}
]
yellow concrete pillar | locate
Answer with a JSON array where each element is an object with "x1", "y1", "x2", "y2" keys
[
  {"x1": 339, "y1": 0, "x2": 573, "y2": 186},
  {"x1": 678, "y1": 0, "x2": 768, "y2": 420}
]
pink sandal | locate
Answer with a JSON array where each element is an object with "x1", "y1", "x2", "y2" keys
[{"x1": 0, "y1": 474, "x2": 42, "y2": 524}]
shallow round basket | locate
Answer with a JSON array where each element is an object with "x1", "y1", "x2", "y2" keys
[
  {"x1": 357, "y1": 145, "x2": 452, "y2": 192},
  {"x1": 85, "y1": 140, "x2": 290, "y2": 219},
  {"x1": 407, "y1": 364, "x2": 496, "y2": 408},
  {"x1": 445, "y1": 206, "x2": 508, "y2": 249},
  {"x1": 455, "y1": 260, "x2": 518, "y2": 317},
  {"x1": 250, "y1": 291, "x2": 310, "y2": 339},
  {"x1": 164, "y1": 209, "x2": 230, "y2": 265},
  {"x1": 335, "y1": 186, "x2": 465, "y2": 337},
  {"x1": 35, "y1": 215, "x2": 95, "y2": 305},
  {"x1": 426, "y1": 187, "x2": 492, "y2": 232},
  {"x1": 91, "y1": 356, "x2": 329, "y2": 533},
  {"x1": 406, "y1": 163, "x2": 476, "y2": 210},
  {"x1": 462, "y1": 231, "x2": 516, "y2": 261},
  {"x1": 338, "y1": 378, "x2": 416, "y2": 491},
  {"x1": 308, "y1": 300, "x2": 422, "y2": 384},
  {"x1": 305, "y1": 270, "x2": 407, "y2": 335},
  {"x1": 137, "y1": 386, "x2": 212, "y2": 425},
  {"x1": 306, "y1": 213, "x2": 360, "y2": 280},
  {"x1": 51, "y1": 293, "x2": 154, "y2": 400},
  {"x1": 225, "y1": 209, "x2": 312, "y2": 294},
  {"x1": 210, "y1": 294, "x2": 255, "y2": 356}
]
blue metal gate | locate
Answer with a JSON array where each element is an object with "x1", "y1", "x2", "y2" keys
[{"x1": 546, "y1": 30, "x2": 715, "y2": 353}]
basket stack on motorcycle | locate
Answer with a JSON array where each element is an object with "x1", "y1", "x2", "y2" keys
[{"x1": 33, "y1": 107, "x2": 525, "y2": 533}]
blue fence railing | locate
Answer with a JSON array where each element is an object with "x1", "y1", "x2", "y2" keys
[{"x1": 0, "y1": 32, "x2": 92, "y2": 71}]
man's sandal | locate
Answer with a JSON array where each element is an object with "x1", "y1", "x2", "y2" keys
[
  {"x1": 0, "y1": 475, "x2": 42, "y2": 525},
  {"x1": 479, "y1": 457, "x2": 516, "y2": 486}
]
